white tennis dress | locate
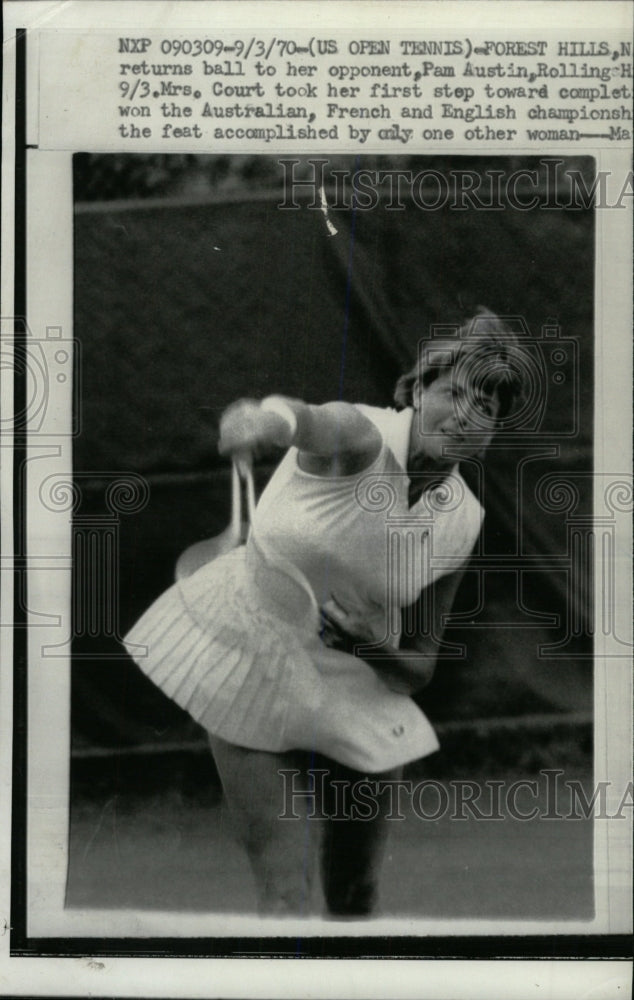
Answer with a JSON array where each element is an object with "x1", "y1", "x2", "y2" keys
[{"x1": 123, "y1": 405, "x2": 483, "y2": 772}]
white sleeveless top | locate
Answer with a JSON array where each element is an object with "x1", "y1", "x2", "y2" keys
[{"x1": 251, "y1": 404, "x2": 484, "y2": 646}]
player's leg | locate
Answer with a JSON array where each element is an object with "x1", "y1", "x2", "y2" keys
[
  {"x1": 209, "y1": 734, "x2": 319, "y2": 915},
  {"x1": 319, "y1": 757, "x2": 403, "y2": 917}
]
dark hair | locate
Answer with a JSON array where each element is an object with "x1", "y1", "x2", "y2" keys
[{"x1": 393, "y1": 308, "x2": 527, "y2": 420}]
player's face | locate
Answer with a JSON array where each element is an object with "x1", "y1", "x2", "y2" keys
[{"x1": 410, "y1": 369, "x2": 500, "y2": 464}]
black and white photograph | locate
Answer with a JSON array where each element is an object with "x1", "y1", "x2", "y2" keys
[
  {"x1": 1, "y1": 1, "x2": 632, "y2": 997},
  {"x1": 65, "y1": 151, "x2": 602, "y2": 930}
]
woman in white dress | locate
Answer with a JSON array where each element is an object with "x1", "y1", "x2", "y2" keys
[{"x1": 124, "y1": 309, "x2": 526, "y2": 917}]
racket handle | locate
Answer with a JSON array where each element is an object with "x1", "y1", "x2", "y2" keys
[{"x1": 232, "y1": 454, "x2": 256, "y2": 525}]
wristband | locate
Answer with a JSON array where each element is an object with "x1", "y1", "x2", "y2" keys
[{"x1": 260, "y1": 396, "x2": 298, "y2": 442}]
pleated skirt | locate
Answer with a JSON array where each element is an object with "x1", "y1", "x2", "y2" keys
[{"x1": 123, "y1": 542, "x2": 439, "y2": 772}]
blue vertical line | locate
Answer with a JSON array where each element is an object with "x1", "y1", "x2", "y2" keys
[
  {"x1": 294, "y1": 765, "x2": 314, "y2": 955},
  {"x1": 338, "y1": 156, "x2": 361, "y2": 401},
  {"x1": 12, "y1": 26, "x2": 28, "y2": 951},
  {"x1": 316, "y1": 156, "x2": 361, "y2": 608},
  {"x1": 295, "y1": 165, "x2": 362, "y2": 951}
]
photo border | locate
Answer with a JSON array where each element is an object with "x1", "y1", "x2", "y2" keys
[{"x1": 2, "y1": 0, "x2": 632, "y2": 992}]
